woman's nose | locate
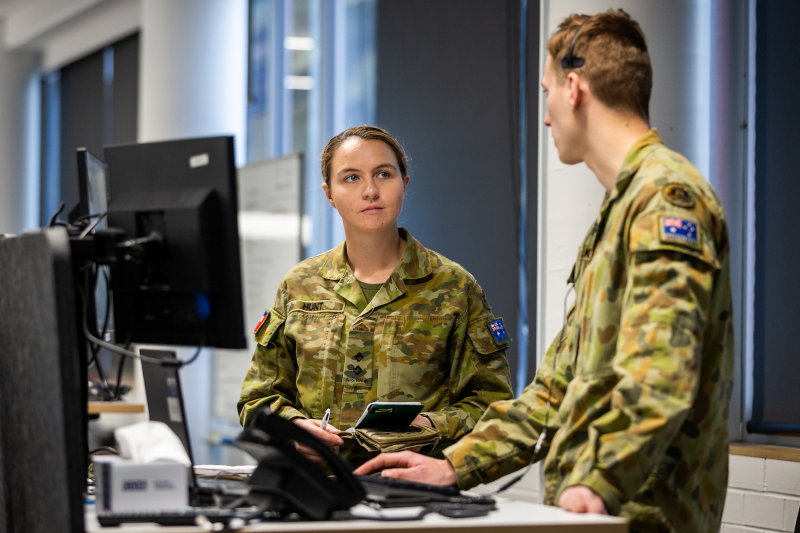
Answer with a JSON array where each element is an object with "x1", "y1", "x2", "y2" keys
[{"x1": 363, "y1": 179, "x2": 378, "y2": 199}]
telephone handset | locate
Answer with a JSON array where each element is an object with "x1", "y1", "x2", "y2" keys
[{"x1": 236, "y1": 406, "x2": 365, "y2": 520}]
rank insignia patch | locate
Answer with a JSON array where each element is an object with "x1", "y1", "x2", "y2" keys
[
  {"x1": 660, "y1": 216, "x2": 699, "y2": 249},
  {"x1": 254, "y1": 311, "x2": 268, "y2": 333},
  {"x1": 663, "y1": 183, "x2": 695, "y2": 208},
  {"x1": 488, "y1": 319, "x2": 509, "y2": 344}
]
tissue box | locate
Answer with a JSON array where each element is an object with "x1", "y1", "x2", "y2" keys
[{"x1": 94, "y1": 456, "x2": 189, "y2": 512}]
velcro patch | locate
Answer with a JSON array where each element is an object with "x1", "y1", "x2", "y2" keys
[
  {"x1": 659, "y1": 216, "x2": 699, "y2": 249},
  {"x1": 488, "y1": 319, "x2": 509, "y2": 344}
]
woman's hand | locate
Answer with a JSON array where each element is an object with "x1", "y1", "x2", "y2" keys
[{"x1": 292, "y1": 418, "x2": 344, "y2": 462}]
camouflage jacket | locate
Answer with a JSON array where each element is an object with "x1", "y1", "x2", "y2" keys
[
  {"x1": 238, "y1": 228, "x2": 514, "y2": 464},
  {"x1": 444, "y1": 130, "x2": 734, "y2": 533}
]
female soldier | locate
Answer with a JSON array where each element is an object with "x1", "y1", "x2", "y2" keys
[{"x1": 237, "y1": 126, "x2": 513, "y2": 466}]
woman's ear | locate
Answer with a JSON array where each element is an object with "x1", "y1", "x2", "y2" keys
[
  {"x1": 403, "y1": 175, "x2": 410, "y2": 192},
  {"x1": 322, "y1": 182, "x2": 336, "y2": 209}
]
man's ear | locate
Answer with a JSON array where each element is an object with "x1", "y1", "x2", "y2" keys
[
  {"x1": 567, "y1": 71, "x2": 584, "y2": 109},
  {"x1": 322, "y1": 183, "x2": 336, "y2": 208}
]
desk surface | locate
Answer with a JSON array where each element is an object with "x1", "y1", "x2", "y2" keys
[
  {"x1": 85, "y1": 498, "x2": 627, "y2": 533},
  {"x1": 88, "y1": 401, "x2": 145, "y2": 414}
]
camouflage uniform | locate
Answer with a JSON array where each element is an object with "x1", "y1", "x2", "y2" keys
[
  {"x1": 443, "y1": 130, "x2": 734, "y2": 533},
  {"x1": 238, "y1": 228, "x2": 514, "y2": 465}
]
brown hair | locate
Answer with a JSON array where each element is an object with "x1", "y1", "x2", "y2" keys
[
  {"x1": 320, "y1": 125, "x2": 409, "y2": 187},
  {"x1": 547, "y1": 10, "x2": 652, "y2": 121}
]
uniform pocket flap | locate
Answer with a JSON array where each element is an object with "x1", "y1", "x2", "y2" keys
[
  {"x1": 287, "y1": 299, "x2": 345, "y2": 314},
  {"x1": 254, "y1": 311, "x2": 285, "y2": 346},
  {"x1": 467, "y1": 317, "x2": 510, "y2": 353},
  {"x1": 630, "y1": 211, "x2": 720, "y2": 269}
]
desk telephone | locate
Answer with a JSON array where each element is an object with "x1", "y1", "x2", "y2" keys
[{"x1": 236, "y1": 406, "x2": 365, "y2": 520}]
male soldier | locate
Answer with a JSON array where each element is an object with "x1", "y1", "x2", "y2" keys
[{"x1": 356, "y1": 10, "x2": 734, "y2": 533}]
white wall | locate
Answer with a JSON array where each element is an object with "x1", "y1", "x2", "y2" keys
[
  {"x1": 723, "y1": 456, "x2": 800, "y2": 532},
  {"x1": 0, "y1": 26, "x2": 39, "y2": 234}
]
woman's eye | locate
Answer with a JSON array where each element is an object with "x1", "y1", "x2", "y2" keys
[
  {"x1": 377, "y1": 171, "x2": 390, "y2": 179},
  {"x1": 344, "y1": 175, "x2": 358, "y2": 182}
]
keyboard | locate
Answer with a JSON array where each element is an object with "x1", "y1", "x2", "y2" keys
[
  {"x1": 357, "y1": 474, "x2": 461, "y2": 500},
  {"x1": 96, "y1": 508, "x2": 248, "y2": 527}
]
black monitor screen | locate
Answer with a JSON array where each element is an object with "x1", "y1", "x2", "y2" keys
[
  {"x1": 77, "y1": 147, "x2": 109, "y2": 229},
  {"x1": 104, "y1": 136, "x2": 245, "y2": 349},
  {"x1": 77, "y1": 148, "x2": 113, "y2": 335}
]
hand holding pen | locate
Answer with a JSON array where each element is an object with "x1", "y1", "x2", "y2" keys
[{"x1": 292, "y1": 408, "x2": 341, "y2": 449}]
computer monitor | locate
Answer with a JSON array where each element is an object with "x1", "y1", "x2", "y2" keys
[
  {"x1": 77, "y1": 147, "x2": 110, "y2": 227},
  {"x1": 104, "y1": 136, "x2": 246, "y2": 349},
  {"x1": 0, "y1": 230, "x2": 86, "y2": 533},
  {"x1": 76, "y1": 148, "x2": 115, "y2": 335}
]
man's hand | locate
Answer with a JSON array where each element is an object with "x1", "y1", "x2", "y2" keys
[
  {"x1": 353, "y1": 451, "x2": 457, "y2": 487},
  {"x1": 292, "y1": 418, "x2": 343, "y2": 462},
  {"x1": 558, "y1": 486, "x2": 608, "y2": 514}
]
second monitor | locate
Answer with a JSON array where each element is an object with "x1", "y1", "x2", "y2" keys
[{"x1": 105, "y1": 136, "x2": 245, "y2": 350}]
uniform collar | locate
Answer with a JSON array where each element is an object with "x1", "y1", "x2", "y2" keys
[
  {"x1": 319, "y1": 228, "x2": 432, "y2": 315},
  {"x1": 606, "y1": 128, "x2": 664, "y2": 203},
  {"x1": 566, "y1": 129, "x2": 664, "y2": 285},
  {"x1": 318, "y1": 227, "x2": 432, "y2": 281}
]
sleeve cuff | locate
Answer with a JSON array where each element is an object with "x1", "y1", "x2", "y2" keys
[
  {"x1": 559, "y1": 469, "x2": 623, "y2": 516},
  {"x1": 442, "y1": 441, "x2": 487, "y2": 491},
  {"x1": 278, "y1": 406, "x2": 308, "y2": 421}
]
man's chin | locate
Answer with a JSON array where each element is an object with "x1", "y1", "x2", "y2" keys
[{"x1": 556, "y1": 151, "x2": 583, "y2": 165}]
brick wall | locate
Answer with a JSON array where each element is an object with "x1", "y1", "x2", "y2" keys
[{"x1": 721, "y1": 455, "x2": 800, "y2": 533}]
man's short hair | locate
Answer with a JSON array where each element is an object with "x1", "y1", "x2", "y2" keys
[{"x1": 547, "y1": 9, "x2": 652, "y2": 122}]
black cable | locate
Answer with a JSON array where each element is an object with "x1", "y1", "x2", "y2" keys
[
  {"x1": 73, "y1": 212, "x2": 106, "y2": 225},
  {"x1": 47, "y1": 202, "x2": 65, "y2": 228}
]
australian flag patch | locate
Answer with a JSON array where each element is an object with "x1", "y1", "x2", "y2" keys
[
  {"x1": 488, "y1": 318, "x2": 509, "y2": 344},
  {"x1": 660, "y1": 216, "x2": 699, "y2": 249}
]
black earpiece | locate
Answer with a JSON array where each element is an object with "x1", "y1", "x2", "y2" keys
[{"x1": 561, "y1": 19, "x2": 589, "y2": 69}]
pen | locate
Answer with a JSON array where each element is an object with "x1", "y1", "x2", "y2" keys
[{"x1": 321, "y1": 408, "x2": 331, "y2": 430}]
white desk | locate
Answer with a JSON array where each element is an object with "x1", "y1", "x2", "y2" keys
[{"x1": 85, "y1": 498, "x2": 628, "y2": 533}]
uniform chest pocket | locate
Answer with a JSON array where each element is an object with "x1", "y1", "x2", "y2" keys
[
  {"x1": 285, "y1": 300, "x2": 345, "y2": 371},
  {"x1": 379, "y1": 314, "x2": 455, "y2": 402}
]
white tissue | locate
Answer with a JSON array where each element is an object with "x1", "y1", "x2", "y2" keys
[{"x1": 114, "y1": 421, "x2": 192, "y2": 467}]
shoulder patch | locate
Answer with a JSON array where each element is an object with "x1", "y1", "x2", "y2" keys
[
  {"x1": 663, "y1": 183, "x2": 695, "y2": 208},
  {"x1": 488, "y1": 318, "x2": 509, "y2": 344},
  {"x1": 659, "y1": 216, "x2": 700, "y2": 249},
  {"x1": 253, "y1": 311, "x2": 268, "y2": 334}
]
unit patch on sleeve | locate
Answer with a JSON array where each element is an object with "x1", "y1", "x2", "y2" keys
[
  {"x1": 488, "y1": 318, "x2": 509, "y2": 344},
  {"x1": 659, "y1": 216, "x2": 700, "y2": 249},
  {"x1": 663, "y1": 183, "x2": 695, "y2": 208}
]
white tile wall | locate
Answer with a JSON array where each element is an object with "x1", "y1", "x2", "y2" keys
[
  {"x1": 766, "y1": 461, "x2": 800, "y2": 497},
  {"x1": 722, "y1": 457, "x2": 800, "y2": 533},
  {"x1": 743, "y1": 493, "x2": 786, "y2": 530},
  {"x1": 724, "y1": 489, "x2": 746, "y2": 525},
  {"x1": 784, "y1": 498, "x2": 800, "y2": 532},
  {"x1": 730, "y1": 455, "x2": 766, "y2": 491},
  {"x1": 722, "y1": 525, "x2": 769, "y2": 533}
]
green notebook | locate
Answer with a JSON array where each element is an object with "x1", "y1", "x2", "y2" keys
[{"x1": 353, "y1": 401, "x2": 424, "y2": 429}]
